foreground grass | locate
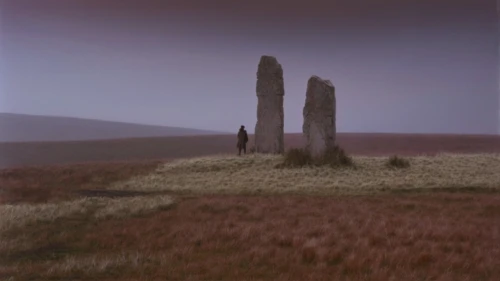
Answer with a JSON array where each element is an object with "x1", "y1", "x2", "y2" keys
[
  {"x1": 0, "y1": 195, "x2": 174, "y2": 233},
  {"x1": 0, "y1": 160, "x2": 163, "y2": 204},
  {"x1": 2, "y1": 194, "x2": 500, "y2": 281},
  {"x1": 111, "y1": 153, "x2": 500, "y2": 195},
  {"x1": 1, "y1": 154, "x2": 500, "y2": 280}
]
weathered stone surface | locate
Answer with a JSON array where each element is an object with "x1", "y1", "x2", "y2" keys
[
  {"x1": 302, "y1": 75, "x2": 336, "y2": 157},
  {"x1": 254, "y1": 55, "x2": 285, "y2": 154}
]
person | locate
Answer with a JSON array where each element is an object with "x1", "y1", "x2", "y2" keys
[{"x1": 237, "y1": 125, "x2": 249, "y2": 155}]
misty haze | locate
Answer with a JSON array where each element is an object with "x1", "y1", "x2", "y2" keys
[
  {"x1": 1, "y1": 1, "x2": 500, "y2": 281},
  {"x1": 0, "y1": 0, "x2": 498, "y2": 135}
]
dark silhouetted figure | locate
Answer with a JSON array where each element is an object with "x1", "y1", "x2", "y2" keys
[{"x1": 237, "y1": 125, "x2": 249, "y2": 155}]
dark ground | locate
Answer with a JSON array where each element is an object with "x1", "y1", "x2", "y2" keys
[{"x1": 1, "y1": 133, "x2": 499, "y2": 169}]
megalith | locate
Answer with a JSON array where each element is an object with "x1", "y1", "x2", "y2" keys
[
  {"x1": 254, "y1": 55, "x2": 285, "y2": 154},
  {"x1": 302, "y1": 75, "x2": 336, "y2": 157}
]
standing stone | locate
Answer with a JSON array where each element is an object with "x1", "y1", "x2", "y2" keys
[
  {"x1": 254, "y1": 55, "x2": 285, "y2": 154},
  {"x1": 302, "y1": 75, "x2": 336, "y2": 157}
]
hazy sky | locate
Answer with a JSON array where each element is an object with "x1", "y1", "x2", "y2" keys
[{"x1": 0, "y1": 0, "x2": 498, "y2": 134}]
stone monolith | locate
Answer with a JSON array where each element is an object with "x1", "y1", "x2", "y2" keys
[
  {"x1": 302, "y1": 75, "x2": 336, "y2": 157},
  {"x1": 254, "y1": 55, "x2": 285, "y2": 154}
]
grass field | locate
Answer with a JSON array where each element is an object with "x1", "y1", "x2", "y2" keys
[{"x1": 1, "y1": 151, "x2": 500, "y2": 281}]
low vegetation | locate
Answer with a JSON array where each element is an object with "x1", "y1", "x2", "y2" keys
[
  {"x1": 317, "y1": 145, "x2": 354, "y2": 167},
  {"x1": 387, "y1": 155, "x2": 411, "y2": 169},
  {"x1": 279, "y1": 145, "x2": 354, "y2": 168},
  {"x1": 0, "y1": 160, "x2": 163, "y2": 204},
  {"x1": 1, "y1": 194, "x2": 500, "y2": 280},
  {"x1": 0, "y1": 195, "x2": 174, "y2": 233},
  {"x1": 280, "y1": 148, "x2": 313, "y2": 167},
  {"x1": 1, "y1": 153, "x2": 500, "y2": 280}
]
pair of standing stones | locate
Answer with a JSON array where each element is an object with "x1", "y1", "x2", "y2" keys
[{"x1": 254, "y1": 55, "x2": 336, "y2": 157}]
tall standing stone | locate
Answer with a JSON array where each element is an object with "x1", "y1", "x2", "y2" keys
[
  {"x1": 302, "y1": 75, "x2": 336, "y2": 157},
  {"x1": 254, "y1": 55, "x2": 285, "y2": 154}
]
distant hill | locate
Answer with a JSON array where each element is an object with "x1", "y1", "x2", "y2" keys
[{"x1": 0, "y1": 113, "x2": 228, "y2": 142}]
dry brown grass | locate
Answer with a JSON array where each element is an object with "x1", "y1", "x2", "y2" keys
[
  {"x1": 111, "y1": 153, "x2": 500, "y2": 195},
  {"x1": 1, "y1": 152, "x2": 500, "y2": 280},
  {"x1": 0, "y1": 160, "x2": 163, "y2": 204},
  {"x1": 2, "y1": 194, "x2": 499, "y2": 280},
  {"x1": 44, "y1": 251, "x2": 161, "y2": 275}
]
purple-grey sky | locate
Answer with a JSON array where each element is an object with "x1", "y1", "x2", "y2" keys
[{"x1": 0, "y1": 0, "x2": 498, "y2": 134}]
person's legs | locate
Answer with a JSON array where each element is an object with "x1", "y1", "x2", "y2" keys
[
  {"x1": 243, "y1": 144, "x2": 247, "y2": 154},
  {"x1": 238, "y1": 145, "x2": 242, "y2": 156}
]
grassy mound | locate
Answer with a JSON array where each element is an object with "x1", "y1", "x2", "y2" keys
[{"x1": 110, "y1": 153, "x2": 500, "y2": 196}]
